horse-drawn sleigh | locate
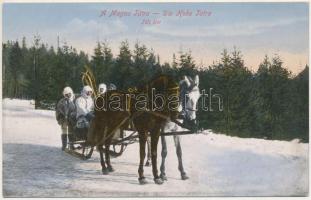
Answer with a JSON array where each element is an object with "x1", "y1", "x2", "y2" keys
[
  {"x1": 66, "y1": 112, "x2": 199, "y2": 159},
  {"x1": 64, "y1": 66, "x2": 201, "y2": 184}
]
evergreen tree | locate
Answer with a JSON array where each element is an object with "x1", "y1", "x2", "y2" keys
[
  {"x1": 132, "y1": 42, "x2": 149, "y2": 85},
  {"x1": 112, "y1": 40, "x2": 132, "y2": 89},
  {"x1": 8, "y1": 41, "x2": 23, "y2": 98},
  {"x1": 179, "y1": 51, "x2": 196, "y2": 77},
  {"x1": 291, "y1": 66, "x2": 309, "y2": 141},
  {"x1": 3, "y1": 42, "x2": 12, "y2": 98},
  {"x1": 252, "y1": 55, "x2": 272, "y2": 137},
  {"x1": 101, "y1": 41, "x2": 114, "y2": 83},
  {"x1": 91, "y1": 42, "x2": 104, "y2": 84},
  {"x1": 172, "y1": 53, "x2": 178, "y2": 69}
]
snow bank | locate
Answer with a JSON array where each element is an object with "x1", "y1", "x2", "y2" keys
[{"x1": 197, "y1": 131, "x2": 308, "y2": 158}]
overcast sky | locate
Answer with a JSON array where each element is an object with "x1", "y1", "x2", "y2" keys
[{"x1": 3, "y1": 2, "x2": 309, "y2": 74}]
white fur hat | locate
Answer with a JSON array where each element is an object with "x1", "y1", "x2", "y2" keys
[
  {"x1": 82, "y1": 85, "x2": 93, "y2": 93},
  {"x1": 63, "y1": 86, "x2": 73, "y2": 96},
  {"x1": 98, "y1": 83, "x2": 107, "y2": 94}
]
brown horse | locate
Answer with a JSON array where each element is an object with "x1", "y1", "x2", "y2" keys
[
  {"x1": 86, "y1": 90, "x2": 131, "y2": 174},
  {"x1": 87, "y1": 75, "x2": 179, "y2": 184},
  {"x1": 133, "y1": 75, "x2": 179, "y2": 185}
]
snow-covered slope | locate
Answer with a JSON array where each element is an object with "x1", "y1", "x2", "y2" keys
[{"x1": 2, "y1": 99, "x2": 308, "y2": 197}]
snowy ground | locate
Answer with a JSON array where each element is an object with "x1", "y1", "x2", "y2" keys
[{"x1": 2, "y1": 99, "x2": 309, "y2": 197}]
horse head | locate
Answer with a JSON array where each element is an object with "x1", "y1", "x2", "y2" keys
[{"x1": 181, "y1": 75, "x2": 201, "y2": 127}]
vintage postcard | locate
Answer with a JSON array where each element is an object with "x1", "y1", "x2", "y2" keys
[{"x1": 2, "y1": 1, "x2": 309, "y2": 197}]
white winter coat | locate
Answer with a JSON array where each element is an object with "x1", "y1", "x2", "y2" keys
[{"x1": 75, "y1": 94, "x2": 94, "y2": 119}]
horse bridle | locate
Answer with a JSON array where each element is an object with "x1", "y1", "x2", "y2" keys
[{"x1": 184, "y1": 83, "x2": 199, "y2": 112}]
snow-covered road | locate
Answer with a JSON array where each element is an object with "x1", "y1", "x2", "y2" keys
[{"x1": 2, "y1": 99, "x2": 308, "y2": 197}]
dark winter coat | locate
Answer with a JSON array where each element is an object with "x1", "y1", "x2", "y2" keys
[{"x1": 55, "y1": 97, "x2": 76, "y2": 126}]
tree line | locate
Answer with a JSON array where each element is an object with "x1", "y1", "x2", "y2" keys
[{"x1": 2, "y1": 36, "x2": 308, "y2": 142}]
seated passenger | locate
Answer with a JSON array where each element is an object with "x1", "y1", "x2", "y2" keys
[
  {"x1": 98, "y1": 83, "x2": 107, "y2": 95},
  {"x1": 75, "y1": 85, "x2": 94, "y2": 129},
  {"x1": 107, "y1": 83, "x2": 117, "y2": 91}
]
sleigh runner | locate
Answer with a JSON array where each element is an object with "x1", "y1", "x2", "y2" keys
[{"x1": 65, "y1": 110, "x2": 199, "y2": 160}]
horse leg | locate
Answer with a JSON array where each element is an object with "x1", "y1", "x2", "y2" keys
[
  {"x1": 98, "y1": 145, "x2": 109, "y2": 175},
  {"x1": 151, "y1": 131, "x2": 163, "y2": 185},
  {"x1": 160, "y1": 135, "x2": 168, "y2": 181},
  {"x1": 105, "y1": 142, "x2": 114, "y2": 172},
  {"x1": 145, "y1": 136, "x2": 151, "y2": 166},
  {"x1": 174, "y1": 135, "x2": 189, "y2": 180},
  {"x1": 138, "y1": 132, "x2": 148, "y2": 184}
]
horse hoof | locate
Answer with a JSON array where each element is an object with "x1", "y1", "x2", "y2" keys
[
  {"x1": 154, "y1": 178, "x2": 164, "y2": 185},
  {"x1": 160, "y1": 174, "x2": 167, "y2": 181},
  {"x1": 108, "y1": 166, "x2": 115, "y2": 172},
  {"x1": 145, "y1": 161, "x2": 150, "y2": 167},
  {"x1": 181, "y1": 174, "x2": 189, "y2": 180},
  {"x1": 102, "y1": 168, "x2": 109, "y2": 175},
  {"x1": 138, "y1": 177, "x2": 148, "y2": 185}
]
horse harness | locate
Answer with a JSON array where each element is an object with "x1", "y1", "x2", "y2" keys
[{"x1": 94, "y1": 79, "x2": 180, "y2": 146}]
